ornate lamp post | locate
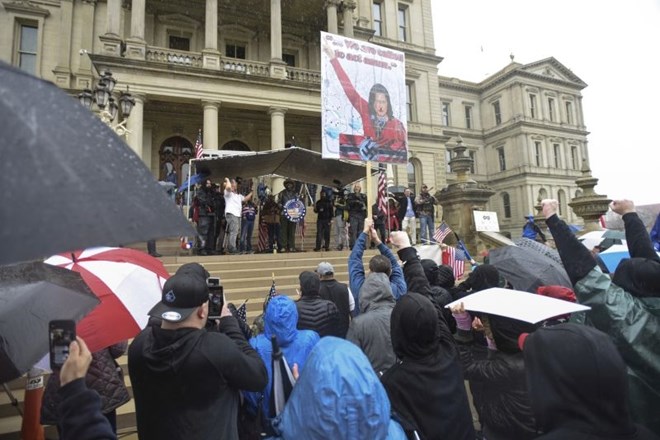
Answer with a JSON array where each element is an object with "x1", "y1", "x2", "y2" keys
[{"x1": 78, "y1": 70, "x2": 135, "y2": 137}]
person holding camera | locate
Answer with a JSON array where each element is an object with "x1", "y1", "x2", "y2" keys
[{"x1": 128, "y1": 271, "x2": 268, "y2": 440}]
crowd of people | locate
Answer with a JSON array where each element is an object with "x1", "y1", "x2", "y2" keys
[
  {"x1": 182, "y1": 174, "x2": 440, "y2": 256},
  {"x1": 44, "y1": 197, "x2": 659, "y2": 440}
]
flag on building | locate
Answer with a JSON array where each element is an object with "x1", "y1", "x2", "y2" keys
[
  {"x1": 194, "y1": 129, "x2": 203, "y2": 159},
  {"x1": 442, "y1": 245, "x2": 466, "y2": 279},
  {"x1": 264, "y1": 278, "x2": 278, "y2": 309},
  {"x1": 433, "y1": 221, "x2": 452, "y2": 244},
  {"x1": 236, "y1": 299, "x2": 248, "y2": 325},
  {"x1": 257, "y1": 220, "x2": 269, "y2": 252},
  {"x1": 377, "y1": 163, "x2": 388, "y2": 214}
]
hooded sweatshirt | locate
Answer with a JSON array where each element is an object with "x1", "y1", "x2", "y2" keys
[
  {"x1": 128, "y1": 317, "x2": 268, "y2": 440},
  {"x1": 271, "y1": 337, "x2": 406, "y2": 440},
  {"x1": 346, "y1": 272, "x2": 396, "y2": 374},
  {"x1": 382, "y1": 292, "x2": 475, "y2": 440},
  {"x1": 523, "y1": 323, "x2": 659, "y2": 440},
  {"x1": 245, "y1": 296, "x2": 320, "y2": 418}
]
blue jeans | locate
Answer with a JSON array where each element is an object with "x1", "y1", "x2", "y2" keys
[
  {"x1": 240, "y1": 219, "x2": 255, "y2": 251},
  {"x1": 419, "y1": 215, "x2": 435, "y2": 244}
]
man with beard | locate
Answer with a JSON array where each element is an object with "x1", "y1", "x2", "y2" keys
[{"x1": 194, "y1": 179, "x2": 216, "y2": 256}]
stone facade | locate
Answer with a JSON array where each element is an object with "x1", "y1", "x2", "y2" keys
[{"x1": 1, "y1": 0, "x2": 588, "y2": 236}]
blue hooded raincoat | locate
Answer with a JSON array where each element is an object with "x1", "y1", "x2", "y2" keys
[
  {"x1": 270, "y1": 337, "x2": 406, "y2": 439},
  {"x1": 244, "y1": 295, "x2": 320, "y2": 418}
]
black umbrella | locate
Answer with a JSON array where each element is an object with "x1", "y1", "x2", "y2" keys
[
  {"x1": 0, "y1": 262, "x2": 100, "y2": 383},
  {"x1": 489, "y1": 245, "x2": 572, "y2": 293},
  {"x1": 269, "y1": 335, "x2": 296, "y2": 419},
  {"x1": 513, "y1": 238, "x2": 563, "y2": 265},
  {"x1": 0, "y1": 61, "x2": 195, "y2": 266}
]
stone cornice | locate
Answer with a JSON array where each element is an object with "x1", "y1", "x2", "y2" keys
[{"x1": 2, "y1": 0, "x2": 51, "y2": 16}]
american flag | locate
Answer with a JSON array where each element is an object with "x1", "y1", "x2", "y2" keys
[
  {"x1": 194, "y1": 129, "x2": 203, "y2": 159},
  {"x1": 236, "y1": 299, "x2": 248, "y2": 325},
  {"x1": 296, "y1": 219, "x2": 305, "y2": 239},
  {"x1": 434, "y1": 221, "x2": 452, "y2": 244},
  {"x1": 377, "y1": 163, "x2": 387, "y2": 214},
  {"x1": 442, "y1": 246, "x2": 466, "y2": 279},
  {"x1": 264, "y1": 278, "x2": 278, "y2": 309},
  {"x1": 257, "y1": 219, "x2": 269, "y2": 252}
]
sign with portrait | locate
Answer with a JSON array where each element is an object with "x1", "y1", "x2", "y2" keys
[
  {"x1": 473, "y1": 211, "x2": 500, "y2": 232},
  {"x1": 321, "y1": 31, "x2": 408, "y2": 164}
]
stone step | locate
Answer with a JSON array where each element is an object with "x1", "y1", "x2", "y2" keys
[{"x1": 0, "y1": 248, "x2": 385, "y2": 439}]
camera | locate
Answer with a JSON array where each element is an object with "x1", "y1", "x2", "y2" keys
[{"x1": 207, "y1": 277, "x2": 224, "y2": 319}]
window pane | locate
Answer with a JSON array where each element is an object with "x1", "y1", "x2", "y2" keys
[
  {"x1": 20, "y1": 25, "x2": 37, "y2": 53},
  {"x1": 398, "y1": 8, "x2": 406, "y2": 41},
  {"x1": 372, "y1": 3, "x2": 382, "y2": 36},
  {"x1": 19, "y1": 53, "x2": 36, "y2": 74},
  {"x1": 407, "y1": 161, "x2": 416, "y2": 194},
  {"x1": 169, "y1": 36, "x2": 190, "y2": 51},
  {"x1": 236, "y1": 45, "x2": 246, "y2": 59},
  {"x1": 465, "y1": 106, "x2": 472, "y2": 128}
]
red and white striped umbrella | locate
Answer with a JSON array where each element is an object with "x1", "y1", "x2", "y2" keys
[{"x1": 45, "y1": 247, "x2": 169, "y2": 352}]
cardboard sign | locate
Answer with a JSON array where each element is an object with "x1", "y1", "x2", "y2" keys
[{"x1": 473, "y1": 210, "x2": 500, "y2": 232}]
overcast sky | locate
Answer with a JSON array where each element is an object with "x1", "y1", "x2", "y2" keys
[{"x1": 431, "y1": 0, "x2": 660, "y2": 206}]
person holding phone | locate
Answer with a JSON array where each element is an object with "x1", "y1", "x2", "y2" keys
[
  {"x1": 128, "y1": 271, "x2": 268, "y2": 440},
  {"x1": 55, "y1": 336, "x2": 117, "y2": 440},
  {"x1": 42, "y1": 322, "x2": 130, "y2": 436}
]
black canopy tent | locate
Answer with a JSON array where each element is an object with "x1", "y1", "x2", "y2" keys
[{"x1": 193, "y1": 147, "x2": 375, "y2": 187}]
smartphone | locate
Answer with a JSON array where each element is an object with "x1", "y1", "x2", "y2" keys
[
  {"x1": 207, "y1": 277, "x2": 224, "y2": 319},
  {"x1": 49, "y1": 320, "x2": 76, "y2": 370}
]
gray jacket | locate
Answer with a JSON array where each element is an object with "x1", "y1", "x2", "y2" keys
[{"x1": 346, "y1": 272, "x2": 396, "y2": 374}]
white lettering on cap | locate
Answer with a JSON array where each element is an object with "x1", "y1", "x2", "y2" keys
[{"x1": 161, "y1": 311, "x2": 182, "y2": 321}]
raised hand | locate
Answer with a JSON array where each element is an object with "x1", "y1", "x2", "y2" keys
[
  {"x1": 60, "y1": 337, "x2": 92, "y2": 386},
  {"x1": 610, "y1": 199, "x2": 636, "y2": 216},
  {"x1": 541, "y1": 199, "x2": 559, "y2": 219}
]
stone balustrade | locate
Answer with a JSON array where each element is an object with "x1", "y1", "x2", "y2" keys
[{"x1": 145, "y1": 47, "x2": 203, "y2": 68}]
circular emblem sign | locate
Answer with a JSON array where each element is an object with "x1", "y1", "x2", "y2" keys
[{"x1": 283, "y1": 199, "x2": 306, "y2": 223}]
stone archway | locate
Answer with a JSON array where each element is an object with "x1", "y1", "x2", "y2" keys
[
  {"x1": 222, "y1": 140, "x2": 251, "y2": 151},
  {"x1": 159, "y1": 136, "x2": 193, "y2": 185}
]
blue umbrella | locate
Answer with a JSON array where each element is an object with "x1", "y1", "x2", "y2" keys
[
  {"x1": 177, "y1": 173, "x2": 209, "y2": 193},
  {"x1": 599, "y1": 244, "x2": 660, "y2": 273}
]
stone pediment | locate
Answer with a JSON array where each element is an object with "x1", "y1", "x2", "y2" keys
[
  {"x1": 521, "y1": 57, "x2": 586, "y2": 87},
  {"x1": 157, "y1": 13, "x2": 201, "y2": 28}
]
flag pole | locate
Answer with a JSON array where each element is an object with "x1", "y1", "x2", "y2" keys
[
  {"x1": 186, "y1": 158, "x2": 193, "y2": 220},
  {"x1": 366, "y1": 160, "x2": 373, "y2": 221}
]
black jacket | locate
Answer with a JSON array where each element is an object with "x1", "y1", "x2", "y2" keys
[
  {"x1": 380, "y1": 247, "x2": 475, "y2": 440},
  {"x1": 314, "y1": 198, "x2": 334, "y2": 221},
  {"x1": 318, "y1": 279, "x2": 351, "y2": 338},
  {"x1": 57, "y1": 379, "x2": 116, "y2": 440},
  {"x1": 524, "y1": 323, "x2": 659, "y2": 440},
  {"x1": 42, "y1": 342, "x2": 130, "y2": 425},
  {"x1": 295, "y1": 295, "x2": 342, "y2": 338},
  {"x1": 128, "y1": 317, "x2": 267, "y2": 440},
  {"x1": 346, "y1": 192, "x2": 367, "y2": 218},
  {"x1": 396, "y1": 194, "x2": 416, "y2": 221}
]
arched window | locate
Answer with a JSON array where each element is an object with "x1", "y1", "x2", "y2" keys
[
  {"x1": 558, "y1": 190, "x2": 567, "y2": 216},
  {"x1": 502, "y1": 192, "x2": 511, "y2": 219},
  {"x1": 538, "y1": 188, "x2": 548, "y2": 201},
  {"x1": 221, "y1": 140, "x2": 251, "y2": 151},
  {"x1": 159, "y1": 136, "x2": 193, "y2": 185},
  {"x1": 407, "y1": 159, "x2": 418, "y2": 194}
]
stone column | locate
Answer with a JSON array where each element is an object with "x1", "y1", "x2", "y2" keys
[
  {"x1": 53, "y1": 0, "x2": 73, "y2": 88},
  {"x1": 100, "y1": 0, "x2": 123, "y2": 55},
  {"x1": 269, "y1": 0, "x2": 287, "y2": 79},
  {"x1": 75, "y1": 0, "x2": 96, "y2": 89},
  {"x1": 269, "y1": 107, "x2": 287, "y2": 192},
  {"x1": 125, "y1": 0, "x2": 146, "y2": 59},
  {"x1": 325, "y1": 0, "x2": 340, "y2": 34},
  {"x1": 202, "y1": 0, "x2": 220, "y2": 69},
  {"x1": 127, "y1": 94, "x2": 145, "y2": 160},
  {"x1": 342, "y1": 0, "x2": 356, "y2": 37},
  {"x1": 203, "y1": 101, "x2": 221, "y2": 150}
]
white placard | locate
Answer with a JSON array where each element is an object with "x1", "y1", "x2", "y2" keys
[
  {"x1": 473, "y1": 211, "x2": 500, "y2": 232},
  {"x1": 446, "y1": 287, "x2": 590, "y2": 323}
]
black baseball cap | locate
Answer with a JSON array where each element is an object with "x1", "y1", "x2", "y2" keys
[{"x1": 148, "y1": 273, "x2": 209, "y2": 322}]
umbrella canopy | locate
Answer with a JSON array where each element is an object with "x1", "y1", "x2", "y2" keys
[
  {"x1": 269, "y1": 335, "x2": 296, "y2": 419},
  {"x1": 0, "y1": 262, "x2": 99, "y2": 383},
  {"x1": 513, "y1": 238, "x2": 563, "y2": 265},
  {"x1": 195, "y1": 147, "x2": 372, "y2": 187},
  {"x1": 177, "y1": 172, "x2": 209, "y2": 193},
  {"x1": 45, "y1": 247, "x2": 169, "y2": 352},
  {"x1": 578, "y1": 230, "x2": 626, "y2": 251},
  {"x1": 599, "y1": 244, "x2": 660, "y2": 273},
  {"x1": 0, "y1": 61, "x2": 195, "y2": 266},
  {"x1": 489, "y1": 245, "x2": 572, "y2": 293}
]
